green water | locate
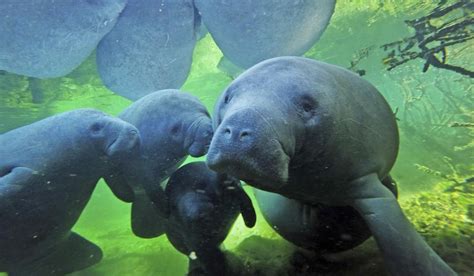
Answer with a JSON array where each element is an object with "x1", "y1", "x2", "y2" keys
[{"x1": 1, "y1": 1, "x2": 472, "y2": 275}]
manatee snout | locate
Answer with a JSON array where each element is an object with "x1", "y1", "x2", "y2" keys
[
  {"x1": 187, "y1": 117, "x2": 213, "y2": 157},
  {"x1": 207, "y1": 109, "x2": 290, "y2": 189},
  {"x1": 105, "y1": 121, "x2": 141, "y2": 158}
]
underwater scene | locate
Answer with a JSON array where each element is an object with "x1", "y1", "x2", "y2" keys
[{"x1": 0, "y1": 0, "x2": 473, "y2": 275}]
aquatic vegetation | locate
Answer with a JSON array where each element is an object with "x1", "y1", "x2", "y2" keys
[{"x1": 403, "y1": 183, "x2": 474, "y2": 275}]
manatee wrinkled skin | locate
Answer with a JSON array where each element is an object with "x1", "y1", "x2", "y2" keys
[
  {"x1": 194, "y1": 0, "x2": 335, "y2": 69},
  {"x1": 207, "y1": 57, "x2": 456, "y2": 276},
  {"x1": 96, "y1": 0, "x2": 200, "y2": 100},
  {"x1": 0, "y1": 0, "x2": 126, "y2": 78},
  {"x1": 0, "y1": 109, "x2": 140, "y2": 275},
  {"x1": 165, "y1": 162, "x2": 256, "y2": 276},
  {"x1": 111, "y1": 90, "x2": 213, "y2": 238}
]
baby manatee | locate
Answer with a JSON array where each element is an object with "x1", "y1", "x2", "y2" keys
[
  {"x1": 109, "y1": 90, "x2": 213, "y2": 238},
  {"x1": 207, "y1": 56, "x2": 456, "y2": 276},
  {"x1": 165, "y1": 162, "x2": 256, "y2": 276},
  {"x1": 0, "y1": 109, "x2": 141, "y2": 275}
]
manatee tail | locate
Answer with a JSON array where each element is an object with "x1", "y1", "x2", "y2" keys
[
  {"x1": 131, "y1": 191, "x2": 167, "y2": 238},
  {"x1": 9, "y1": 232, "x2": 102, "y2": 276},
  {"x1": 349, "y1": 173, "x2": 456, "y2": 276}
]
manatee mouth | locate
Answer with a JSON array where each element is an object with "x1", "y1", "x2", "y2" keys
[
  {"x1": 208, "y1": 160, "x2": 288, "y2": 193},
  {"x1": 186, "y1": 116, "x2": 213, "y2": 157},
  {"x1": 188, "y1": 140, "x2": 211, "y2": 157},
  {"x1": 105, "y1": 137, "x2": 119, "y2": 155},
  {"x1": 207, "y1": 139, "x2": 289, "y2": 192},
  {"x1": 105, "y1": 129, "x2": 140, "y2": 157}
]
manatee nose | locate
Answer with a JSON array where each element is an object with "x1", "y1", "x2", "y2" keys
[
  {"x1": 222, "y1": 126, "x2": 253, "y2": 142},
  {"x1": 207, "y1": 125, "x2": 255, "y2": 171},
  {"x1": 107, "y1": 126, "x2": 141, "y2": 157},
  {"x1": 125, "y1": 128, "x2": 140, "y2": 150}
]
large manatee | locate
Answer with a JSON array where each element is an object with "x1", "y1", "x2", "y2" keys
[
  {"x1": 0, "y1": 0, "x2": 126, "y2": 78},
  {"x1": 194, "y1": 1, "x2": 335, "y2": 69},
  {"x1": 165, "y1": 162, "x2": 256, "y2": 276},
  {"x1": 96, "y1": 0, "x2": 200, "y2": 100},
  {"x1": 206, "y1": 57, "x2": 456, "y2": 276},
  {"x1": 0, "y1": 109, "x2": 140, "y2": 275},
  {"x1": 110, "y1": 90, "x2": 213, "y2": 238}
]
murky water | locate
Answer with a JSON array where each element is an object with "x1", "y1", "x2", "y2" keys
[{"x1": 1, "y1": 1, "x2": 472, "y2": 275}]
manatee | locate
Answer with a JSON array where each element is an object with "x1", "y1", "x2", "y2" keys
[
  {"x1": 165, "y1": 162, "x2": 256, "y2": 276},
  {"x1": 96, "y1": 0, "x2": 201, "y2": 100},
  {"x1": 254, "y1": 176, "x2": 397, "y2": 253},
  {"x1": 206, "y1": 57, "x2": 456, "y2": 276},
  {"x1": 0, "y1": 109, "x2": 140, "y2": 275},
  {"x1": 0, "y1": 0, "x2": 126, "y2": 78},
  {"x1": 193, "y1": 1, "x2": 335, "y2": 69},
  {"x1": 110, "y1": 89, "x2": 213, "y2": 238}
]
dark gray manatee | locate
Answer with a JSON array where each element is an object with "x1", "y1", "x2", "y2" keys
[
  {"x1": 0, "y1": 109, "x2": 141, "y2": 275},
  {"x1": 165, "y1": 162, "x2": 256, "y2": 276},
  {"x1": 96, "y1": 0, "x2": 201, "y2": 100},
  {"x1": 112, "y1": 89, "x2": 213, "y2": 238},
  {"x1": 0, "y1": 0, "x2": 126, "y2": 78},
  {"x1": 253, "y1": 175, "x2": 397, "y2": 253},
  {"x1": 193, "y1": 0, "x2": 335, "y2": 69},
  {"x1": 206, "y1": 57, "x2": 456, "y2": 276}
]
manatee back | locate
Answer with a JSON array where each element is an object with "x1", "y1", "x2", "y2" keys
[
  {"x1": 194, "y1": 1, "x2": 335, "y2": 68},
  {"x1": 96, "y1": 0, "x2": 197, "y2": 100},
  {"x1": 0, "y1": 0, "x2": 127, "y2": 78},
  {"x1": 0, "y1": 109, "x2": 106, "y2": 172}
]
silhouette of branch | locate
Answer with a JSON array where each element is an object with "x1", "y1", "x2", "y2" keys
[{"x1": 381, "y1": 0, "x2": 473, "y2": 77}]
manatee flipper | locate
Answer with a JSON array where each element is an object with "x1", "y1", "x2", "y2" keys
[
  {"x1": 141, "y1": 175, "x2": 170, "y2": 219},
  {"x1": 103, "y1": 171, "x2": 135, "y2": 203},
  {"x1": 348, "y1": 173, "x2": 456, "y2": 276},
  {"x1": 0, "y1": 167, "x2": 35, "y2": 186},
  {"x1": 193, "y1": 5, "x2": 208, "y2": 41},
  {"x1": 131, "y1": 190, "x2": 167, "y2": 238},
  {"x1": 9, "y1": 232, "x2": 102, "y2": 276},
  {"x1": 236, "y1": 187, "x2": 257, "y2": 228},
  {"x1": 217, "y1": 56, "x2": 244, "y2": 79},
  {"x1": 0, "y1": 167, "x2": 34, "y2": 206}
]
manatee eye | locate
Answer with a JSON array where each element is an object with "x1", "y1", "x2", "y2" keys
[
  {"x1": 302, "y1": 102, "x2": 313, "y2": 112},
  {"x1": 299, "y1": 96, "x2": 318, "y2": 115},
  {"x1": 171, "y1": 124, "x2": 180, "y2": 135},
  {"x1": 224, "y1": 94, "x2": 230, "y2": 104},
  {"x1": 90, "y1": 122, "x2": 104, "y2": 133}
]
